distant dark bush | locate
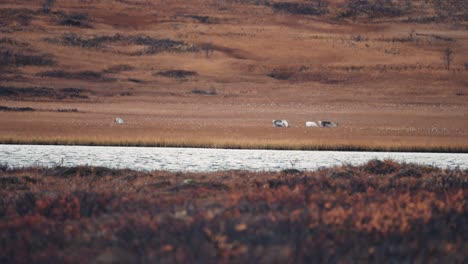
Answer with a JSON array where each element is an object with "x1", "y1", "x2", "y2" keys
[
  {"x1": 0, "y1": 8, "x2": 34, "y2": 26},
  {"x1": 272, "y1": 2, "x2": 327, "y2": 16},
  {"x1": 0, "y1": 86, "x2": 56, "y2": 98},
  {"x1": 59, "y1": 13, "x2": 90, "y2": 27},
  {"x1": 58, "y1": 87, "x2": 89, "y2": 99},
  {"x1": 104, "y1": 64, "x2": 135, "y2": 73},
  {"x1": 47, "y1": 33, "x2": 198, "y2": 55},
  {"x1": 267, "y1": 70, "x2": 294, "y2": 80},
  {"x1": 0, "y1": 105, "x2": 35, "y2": 112},
  {"x1": 37, "y1": 70, "x2": 114, "y2": 82},
  {"x1": 128, "y1": 78, "x2": 143, "y2": 83},
  {"x1": 0, "y1": 86, "x2": 89, "y2": 99},
  {"x1": 157, "y1": 70, "x2": 197, "y2": 79},
  {"x1": 0, "y1": 50, "x2": 55, "y2": 67},
  {"x1": 191, "y1": 89, "x2": 217, "y2": 96},
  {"x1": 188, "y1": 15, "x2": 218, "y2": 24},
  {"x1": 60, "y1": 87, "x2": 85, "y2": 94},
  {"x1": 404, "y1": 16, "x2": 441, "y2": 24},
  {"x1": 59, "y1": 18, "x2": 86, "y2": 27},
  {"x1": 339, "y1": 0, "x2": 409, "y2": 19},
  {"x1": 56, "y1": 108, "x2": 78, "y2": 112},
  {"x1": 0, "y1": 38, "x2": 29, "y2": 47}
]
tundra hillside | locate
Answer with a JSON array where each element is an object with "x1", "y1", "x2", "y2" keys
[
  {"x1": 0, "y1": 0, "x2": 467, "y2": 151},
  {"x1": 0, "y1": 161, "x2": 467, "y2": 262}
]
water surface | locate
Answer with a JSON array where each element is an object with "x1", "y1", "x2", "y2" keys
[{"x1": 0, "y1": 144, "x2": 467, "y2": 172}]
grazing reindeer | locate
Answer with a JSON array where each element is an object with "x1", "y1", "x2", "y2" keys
[{"x1": 272, "y1": 120, "x2": 289, "y2": 127}]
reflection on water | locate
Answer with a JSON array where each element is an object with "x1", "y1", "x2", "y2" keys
[{"x1": 0, "y1": 144, "x2": 467, "y2": 172}]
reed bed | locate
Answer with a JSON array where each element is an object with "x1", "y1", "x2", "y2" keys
[
  {"x1": 0, "y1": 136, "x2": 467, "y2": 153},
  {"x1": 0, "y1": 161, "x2": 466, "y2": 263}
]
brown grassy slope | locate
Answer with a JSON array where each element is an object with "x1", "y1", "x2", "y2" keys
[
  {"x1": 0, "y1": 0, "x2": 467, "y2": 150},
  {"x1": 0, "y1": 161, "x2": 467, "y2": 263}
]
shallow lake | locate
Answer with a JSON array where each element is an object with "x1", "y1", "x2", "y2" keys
[{"x1": 0, "y1": 144, "x2": 467, "y2": 172}]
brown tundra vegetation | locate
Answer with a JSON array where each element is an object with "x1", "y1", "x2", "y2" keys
[
  {"x1": 0, "y1": 0, "x2": 467, "y2": 151},
  {"x1": 0, "y1": 160, "x2": 467, "y2": 263}
]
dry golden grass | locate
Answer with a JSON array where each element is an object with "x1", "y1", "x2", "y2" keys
[{"x1": 0, "y1": 0, "x2": 467, "y2": 151}]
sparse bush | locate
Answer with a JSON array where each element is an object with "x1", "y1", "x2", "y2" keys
[
  {"x1": 442, "y1": 47, "x2": 454, "y2": 70},
  {"x1": 59, "y1": 13, "x2": 90, "y2": 28},
  {"x1": 191, "y1": 88, "x2": 217, "y2": 96},
  {"x1": 157, "y1": 70, "x2": 197, "y2": 79},
  {"x1": 201, "y1": 43, "x2": 215, "y2": 58},
  {"x1": 128, "y1": 78, "x2": 143, "y2": 83},
  {"x1": 188, "y1": 15, "x2": 219, "y2": 24},
  {"x1": 267, "y1": 69, "x2": 294, "y2": 80}
]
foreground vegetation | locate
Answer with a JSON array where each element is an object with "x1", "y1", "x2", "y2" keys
[{"x1": 1, "y1": 161, "x2": 466, "y2": 263}]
